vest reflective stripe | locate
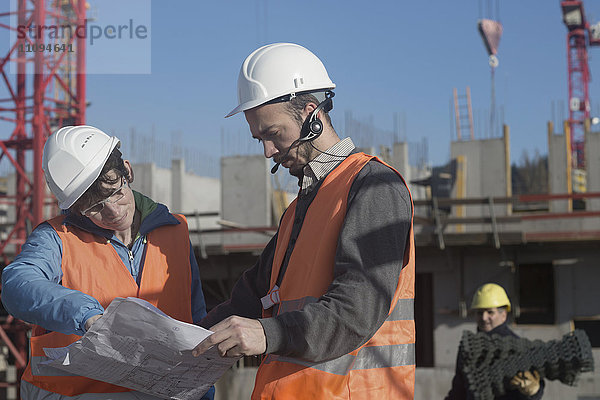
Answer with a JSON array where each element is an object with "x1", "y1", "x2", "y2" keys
[
  {"x1": 353, "y1": 343, "x2": 415, "y2": 370},
  {"x1": 254, "y1": 153, "x2": 415, "y2": 399},
  {"x1": 265, "y1": 298, "x2": 415, "y2": 374},
  {"x1": 21, "y1": 214, "x2": 193, "y2": 397},
  {"x1": 389, "y1": 298, "x2": 414, "y2": 321},
  {"x1": 264, "y1": 342, "x2": 415, "y2": 376}
]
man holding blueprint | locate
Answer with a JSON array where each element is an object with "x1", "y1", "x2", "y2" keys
[{"x1": 1, "y1": 126, "x2": 214, "y2": 400}]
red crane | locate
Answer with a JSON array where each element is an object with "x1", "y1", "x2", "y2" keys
[
  {"x1": 561, "y1": 0, "x2": 600, "y2": 170},
  {"x1": 0, "y1": 0, "x2": 87, "y2": 263}
]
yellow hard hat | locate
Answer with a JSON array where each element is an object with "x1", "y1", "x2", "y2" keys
[{"x1": 471, "y1": 283, "x2": 511, "y2": 312}]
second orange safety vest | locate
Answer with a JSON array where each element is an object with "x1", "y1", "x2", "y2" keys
[
  {"x1": 21, "y1": 214, "x2": 193, "y2": 397},
  {"x1": 253, "y1": 153, "x2": 416, "y2": 399}
]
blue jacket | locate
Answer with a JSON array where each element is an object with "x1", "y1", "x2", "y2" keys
[{"x1": 1, "y1": 191, "x2": 214, "y2": 399}]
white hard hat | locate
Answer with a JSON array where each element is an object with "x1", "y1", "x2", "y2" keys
[
  {"x1": 42, "y1": 125, "x2": 120, "y2": 210},
  {"x1": 226, "y1": 43, "x2": 336, "y2": 117}
]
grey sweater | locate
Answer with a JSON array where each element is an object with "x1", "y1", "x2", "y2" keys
[{"x1": 200, "y1": 155, "x2": 412, "y2": 363}]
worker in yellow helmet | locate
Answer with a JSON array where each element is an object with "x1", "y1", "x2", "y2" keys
[
  {"x1": 471, "y1": 282, "x2": 513, "y2": 333},
  {"x1": 445, "y1": 283, "x2": 545, "y2": 400}
]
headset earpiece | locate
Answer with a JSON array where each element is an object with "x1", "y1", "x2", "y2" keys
[
  {"x1": 300, "y1": 116, "x2": 323, "y2": 142},
  {"x1": 309, "y1": 119, "x2": 323, "y2": 136},
  {"x1": 299, "y1": 91, "x2": 335, "y2": 142}
]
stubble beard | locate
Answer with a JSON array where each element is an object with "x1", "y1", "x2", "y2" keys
[{"x1": 287, "y1": 141, "x2": 313, "y2": 178}]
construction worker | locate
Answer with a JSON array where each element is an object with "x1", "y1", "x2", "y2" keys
[
  {"x1": 192, "y1": 43, "x2": 415, "y2": 398},
  {"x1": 445, "y1": 283, "x2": 545, "y2": 399},
  {"x1": 1, "y1": 126, "x2": 214, "y2": 400}
]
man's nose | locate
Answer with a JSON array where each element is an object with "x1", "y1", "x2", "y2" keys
[
  {"x1": 101, "y1": 201, "x2": 120, "y2": 216},
  {"x1": 263, "y1": 141, "x2": 277, "y2": 158}
]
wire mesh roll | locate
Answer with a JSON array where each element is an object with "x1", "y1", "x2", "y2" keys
[{"x1": 458, "y1": 329, "x2": 594, "y2": 400}]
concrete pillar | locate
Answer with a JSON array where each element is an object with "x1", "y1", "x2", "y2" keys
[
  {"x1": 379, "y1": 145, "x2": 391, "y2": 165},
  {"x1": 504, "y1": 125, "x2": 512, "y2": 215},
  {"x1": 221, "y1": 155, "x2": 272, "y2": 249},
  {"x1": 547, "y1": 122, "x2": 572, "y2": 212},
  {"x1": 392, "y1": 142, "x2": 410, "y2": 183},
  {"x1": 585, "y1": 127, "x2": 600, "y2": 211},
  {"x1": 453, "y1": 155, "x2": 466, "y2": 232},
  {"x1": 450, "y1": 135, "x2": 509, "y2": 223},
  {"x1": 131, "y1": 162, "x2": 155, "y2": 199},
  {"x1": 131, "y1": 162, "x2": 172, "y2": 208},
  {"x1": 171, "y1": 159, "x2": 184, "y2": 213}
]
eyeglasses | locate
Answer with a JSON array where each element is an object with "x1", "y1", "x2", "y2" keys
[{"x1": 81, "y1": 177, "x2": 128, "y2": 217}]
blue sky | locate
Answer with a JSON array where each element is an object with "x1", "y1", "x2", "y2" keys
[{"x1": 3, "y1": 0, "x2": 600, "y2": 172}]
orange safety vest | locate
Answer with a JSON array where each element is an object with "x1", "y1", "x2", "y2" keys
[
  {"x1": 21, "y1": 214, "x2": 193, "y2": 396},
  {"x1": 253, "y1": 153, "x2": 416, "y2": 399}
]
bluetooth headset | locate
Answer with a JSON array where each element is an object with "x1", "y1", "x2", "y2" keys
[
  {"x1": 271, "y1": 91, "x2": 335, "y2": 174},
  {"x1": 299, "y1": 90, "x2": 335, "y2": 142}
]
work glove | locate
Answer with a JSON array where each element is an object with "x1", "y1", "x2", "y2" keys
[{"x1": 509, "y1": 370, "x2": 541, "y2": 397}]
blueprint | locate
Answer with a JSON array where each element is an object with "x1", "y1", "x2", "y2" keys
[{"x1": 42, "y1": 297, "x2": 239, "y2": 400}]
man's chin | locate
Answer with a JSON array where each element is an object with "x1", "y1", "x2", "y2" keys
[{"x1": 288, "y1": 165, "x2": 303, "y2": 178}]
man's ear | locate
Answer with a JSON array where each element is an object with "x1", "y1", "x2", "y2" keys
[
  {"x1": 123, "y1": 160, "x2": 134, "y2": 184},
  {"x1": 303, "y1": 102, "x2": 318, "y2": 120}
]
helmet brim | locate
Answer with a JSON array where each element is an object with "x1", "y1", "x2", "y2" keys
[{"x1": 225, "y1": 84, "x2": 336, "y2": 118}]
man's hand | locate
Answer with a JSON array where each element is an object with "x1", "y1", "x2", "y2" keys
[
  {"x1": 192, "y1": 316, "x2": 266, "y2": 358},
  {"x1": 84, "y1": 314, "x2": 102, "y2": 331},
  {"x1": 510, "y1": 370, "x2": 541, "y2": 397}
]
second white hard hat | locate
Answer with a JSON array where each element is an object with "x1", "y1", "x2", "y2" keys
[
  {"x1": 42, "y1": 125, "x2": 120, "y2": 210},
  {"x1": 226, "y1": 43, "x2": 336, "y2": 117}
]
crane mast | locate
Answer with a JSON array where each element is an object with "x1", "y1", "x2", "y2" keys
[
  {"x1": 561, "y1": 0, "x2": 600, "y2": 172},
  {"x1": 0, "y1": 0, "x2": 87, "y2": 262}
]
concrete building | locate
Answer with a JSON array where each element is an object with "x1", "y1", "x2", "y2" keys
[
  {"x1": 130, "y1": 159, "x2": 221, "y2": 249},
  {"x1": 411, "y1": 124, "x2": 600, "y2": 399},
  {"x1": 204, "y1": 133, "x2": 600, "y2": 400},
  {"x1": 585, "y1": 124, "x2": 600, "y2": 211},
  {"x1": 1, "y1": 130, "x2": 599, "y2": 399},
  {"x1": 449, "y1": 127, "x2": 511, "y2": 232},
  {"x1": 390, "y1": 141, "x2": 431, "y2": 202},
  {"x1": 220, "y1": 155, "x2": 272, "y2": 251}
]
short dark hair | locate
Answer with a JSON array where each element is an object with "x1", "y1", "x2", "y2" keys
[
  {"x1": 283, "y1": 93, "x2": 332, "y2": 128},
  {"x1": 72, "y1": 147, "x2": 129, "y2": 212}
]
